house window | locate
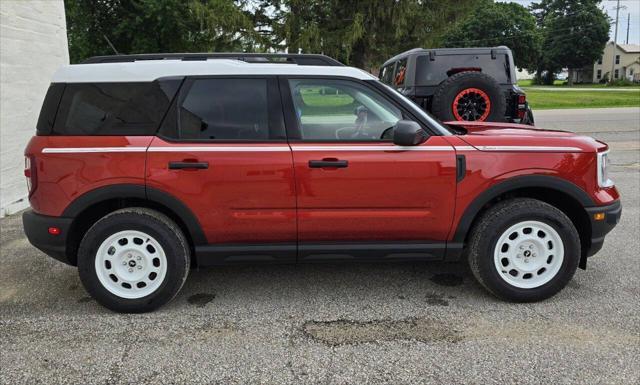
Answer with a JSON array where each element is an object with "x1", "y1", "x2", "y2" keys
[
  {"x1": 614, "y1": 69, "x2": 619, "y2": 79},
  {"x1": 615, "y1": 55, "x2": 620, "y2": 64},
  {"x1": 597, "y1": 57, "x2": 602, "y2": 65},
  {"x1": 597, "y1": 69, "x2": 602, "y2": 79},
  {"x1": 630, "y1": 68, "x2": 634, "y2": 76}
]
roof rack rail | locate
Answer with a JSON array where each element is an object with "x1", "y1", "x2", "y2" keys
[{"x1": 82, "y1": 53, "x2": 345, "y2": 66}]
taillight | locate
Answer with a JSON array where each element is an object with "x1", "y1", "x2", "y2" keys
[
  {"x1": 516, "y1": 94, "x2": 527, "y2": 119},
  {"x1": 24, "y1": 155, "x2": 37, "y2": 195}
]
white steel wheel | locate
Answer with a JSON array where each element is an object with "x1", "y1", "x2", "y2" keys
[
  {"x1": 493, "y1": 220, "x2": 564, "y2": 289},
  {"x1": 94, "y1": 230, "x2": 168, "y2": 299}
]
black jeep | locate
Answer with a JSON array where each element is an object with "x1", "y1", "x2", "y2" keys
[{"x1": 379, "y1": 46, "x2": 534, "y2": 124}]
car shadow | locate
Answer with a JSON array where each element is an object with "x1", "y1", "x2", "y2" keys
[
  {"x1": 162, "y1": 260, "x2": 485, "y2": 312},
  {"x1": 0, "y1": 211, "x2": 490, "y2": 315}
]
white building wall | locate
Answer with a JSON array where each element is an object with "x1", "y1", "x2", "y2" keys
[{"x1": 0, "y1": 1, "x2": 69, "y2": 216}]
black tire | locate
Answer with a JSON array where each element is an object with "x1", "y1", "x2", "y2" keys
[
  {"x1": 78, "y1": 208, "x2": 190, "y2": 313},
  {"x1": 467, "y1": 198, "x2": 580, "y2": 302},
  {"x1": 431, "y1": 71, "x2": 506, "y2": 122}
]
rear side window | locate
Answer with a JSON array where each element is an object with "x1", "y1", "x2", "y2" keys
[
  {"x1": 379, "y1": 63, "x2": 395, "y2": 85},
  {"x1": 36, "y1": 83, "x2": 65, "y2": 135},
  {"x1": 175, "y1": 78, "x2": 272, "y2": 141},
  {"x1": 51, "y1": 81, "x2": 179, "y2": 135},
  {"x1": 393, "y1": 58, "x2": 408, "y2": 87}
]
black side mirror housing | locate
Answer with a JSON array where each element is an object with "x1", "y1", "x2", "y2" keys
[{"x1": 393, "y1": 120, "x2": 428, "y2": 146}]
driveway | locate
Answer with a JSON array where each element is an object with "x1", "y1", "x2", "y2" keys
[{"x1": 1, "y1": 108, "x2": 639, "y2": 385}]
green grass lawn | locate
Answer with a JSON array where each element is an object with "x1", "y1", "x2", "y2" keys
[
  {"x1": 524, "y1": 88, "x2": 640, "y2": 109},
  {"x1": 518, "y1": 79, "x2": 640, "y2": 88},
  {"x1": 518, "y1": 79, "x2": 561, "y2": 87},
  {"x1": 295, "y1": 84, "x2": 639, "y2": 113},
  {"x1": 298, "y1": 88, "x2": 356, "y2": 115}
]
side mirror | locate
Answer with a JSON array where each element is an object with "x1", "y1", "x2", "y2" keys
[{"x1": 393, "y1": 120, "x2": 428, "y2": 146}]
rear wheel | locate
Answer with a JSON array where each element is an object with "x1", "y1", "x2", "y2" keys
[
  {"x1": 467, "y1": 198, "x2": 580, "y2": 302},
  {"x1": 78, "y1": 208, "x2": 190, "y2": 313},
  {"x1": 431, "y1": 71, "x2": 506, "y2": 122}
]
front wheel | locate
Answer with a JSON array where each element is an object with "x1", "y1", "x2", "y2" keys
[
  {"x1": 467, "y1": 198, "x2": 580, "y2": 302},
  {"x1": 78, "y1": 208, "x2": 190, "y2": 313}
]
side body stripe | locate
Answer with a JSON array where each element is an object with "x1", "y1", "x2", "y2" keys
[{"x1": 41, "y1": 145, "x2": 584, "y2": 154}]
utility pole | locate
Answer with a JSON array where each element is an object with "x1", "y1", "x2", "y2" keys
[
  {"x1": 610, "y1": 0, "x2": 620, "y2": 83},
  {"x1": 626, "y1": 13, "x2": 630, "y2": 44}
]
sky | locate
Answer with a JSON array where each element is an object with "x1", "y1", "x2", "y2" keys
[{"x1": 497, "y1": 0, "x2": 640, "y2": 45}]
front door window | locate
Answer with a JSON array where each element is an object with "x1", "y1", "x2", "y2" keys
[{"x1": 288, "y1": 79, "x2": 403, "y2": 141}]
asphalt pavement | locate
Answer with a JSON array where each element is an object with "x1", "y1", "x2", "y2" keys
[{"x1": 1, "y1": 107, "x2": 639, "y2": 384}]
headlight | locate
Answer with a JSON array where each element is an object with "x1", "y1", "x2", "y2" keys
[{"x1": 597, "y1": 151, "x2": 614, "y2": 188}]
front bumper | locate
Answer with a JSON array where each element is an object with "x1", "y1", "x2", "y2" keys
[
  {"x1": 22, "y1": 210, "x2": 74, "y2": 265},
  {"x1": 584, "y1": 200, "x2": 622, "y2": 258}
]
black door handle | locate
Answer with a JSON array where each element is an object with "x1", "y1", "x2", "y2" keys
[
  {"x1": 168, "y1": 161, "x2": 209, "y2": 170},
  {"x1": 308, "y1": 159, "x2": 349, "y2": 168}
]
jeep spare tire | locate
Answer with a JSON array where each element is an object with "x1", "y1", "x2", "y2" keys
[{"x1": 431, "y1": 71, "x2": 506, "y2": 122}]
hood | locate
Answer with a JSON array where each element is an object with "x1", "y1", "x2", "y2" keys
[
  {"x1": 443, "y1": 121, "x2": 607, "y2": 152},
  {"x1": 444, "y1": 120, "x2": 576, "y2": 137}
]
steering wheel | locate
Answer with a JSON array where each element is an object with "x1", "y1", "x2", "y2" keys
[{"x1": 335, "y1": 126, "x2": 373, "y2": 140}]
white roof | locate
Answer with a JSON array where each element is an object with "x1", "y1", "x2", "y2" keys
[
  {"x1": 52, "y1": 59, "x2": 378, "y2": 83},
  {"x1": 618, "y1": 44, "x2": 640, "y2": 53}
]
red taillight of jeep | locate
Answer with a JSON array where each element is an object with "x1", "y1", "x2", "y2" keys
[
  {"x1": 24, "y1": 155, "x2": 37, "y2": 196},
  {"x1": 517, "y1": 94, "x2": 527, "y2": 119}
]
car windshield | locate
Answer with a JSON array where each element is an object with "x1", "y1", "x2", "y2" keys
[{"x1": 377, "y1": 82, "x2": 453, "y2": 136}]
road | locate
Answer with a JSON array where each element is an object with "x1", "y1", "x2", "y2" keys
[
  {"x1": 1, "y1": 108, "x2": 639, "y2": 385},
  {"x1": 535, "y1": 107, "x2": 640, "y2": 154}
]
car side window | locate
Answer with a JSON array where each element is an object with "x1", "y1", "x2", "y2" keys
[
  {"x1": 178, "y1": 78, "x2": 270, "y2": 140},
  {"x1": 53, "y1": 81, "x2": 178, "y2": 136},
  {"x1": 288, "y1": 79, "x2": 403, "y2": 141},
  {"x1": 380, "y1": 63, "x2": 396, "y2": 85},
  {"x1": 393, "y1": 58, "x2": 407, "y2": 87}
]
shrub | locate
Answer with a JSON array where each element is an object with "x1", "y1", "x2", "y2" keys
[{"x1": 607, "y1": 79, "x2": 634, "y2": 87}]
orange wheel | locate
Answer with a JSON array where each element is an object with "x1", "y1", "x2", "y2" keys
[{"x1": 452, "y1": 88, "x2": 491, "y2": 121}]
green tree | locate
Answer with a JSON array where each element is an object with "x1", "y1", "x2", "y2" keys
[
  {"x1": 530, "y1": 0, "x2": 610, "y2": 85},
  {"x1": 440, "y1": 1, "x2": 541, "y2": 70},
  {"x1": 66, "y1": 0, "x2": 483, "y2": 69},
  {"x1": 65, "y1": 0, "x2": 264, "y2": 63},
  {"x1": 263, "y1": 0, "x2": 481, "y2": 70}
]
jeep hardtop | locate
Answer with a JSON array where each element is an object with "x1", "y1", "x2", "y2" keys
[
  {"x1": 380, "y1": 46, "x2": 534, "y2": 124},
  {"x1": 23, "y1": 53, "x2": 620, "y2": 312}
]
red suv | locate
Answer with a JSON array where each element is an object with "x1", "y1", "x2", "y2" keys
[{"x1": 23, "y1": 53, "x2": 620, "y2": 312}]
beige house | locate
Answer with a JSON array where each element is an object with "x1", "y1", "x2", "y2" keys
[
  {"x1": 593, "y1": 42, "x2": 640, "y2": 83},
  {"x1": 570, "y1": 42, "x2": 640, "y2": 83}
]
